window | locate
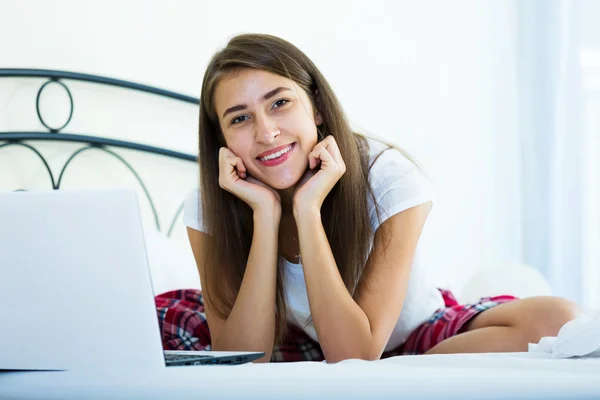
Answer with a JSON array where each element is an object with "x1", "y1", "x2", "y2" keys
[{"x1": 581, "y1": 50, "x2": 600, "y2": 309}]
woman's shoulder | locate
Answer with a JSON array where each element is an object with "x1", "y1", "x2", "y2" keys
[
  {"x1": 361, "y1": 135, "x2": 435, "y2": 220},
  {"x1": 183, "y1": 188, "x2": 205, "y2": 232},
  {"x1": 184, "y1": 188, "x2": 201, "y2": 210},
  {"x1": 363, "y1": 136, "x2": 422, "y2": 182}
]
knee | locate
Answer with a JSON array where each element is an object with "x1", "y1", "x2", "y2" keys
[{"x1": 515, "y1": 296, "x2": 580, "y2": 342}]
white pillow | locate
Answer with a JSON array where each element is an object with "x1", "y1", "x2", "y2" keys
[
  {"x1": 143, "y1": 228, "x2": 200, "y2": 295},
  {"x1": 458, "y1": 262, "x2": 552, "y2": 304}
]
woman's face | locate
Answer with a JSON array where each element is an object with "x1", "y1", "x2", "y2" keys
[{"x1": 213, "y1": 68, "x2": 322, "y2": 190}]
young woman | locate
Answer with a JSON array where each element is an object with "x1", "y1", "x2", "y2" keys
[{"x1": 155, "y1": 33, "x2": 580, "y2": 363}]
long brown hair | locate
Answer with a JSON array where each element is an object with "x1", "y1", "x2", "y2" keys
[{"x1": 197, "y1": 33, "x2": 410, "y2": 345}]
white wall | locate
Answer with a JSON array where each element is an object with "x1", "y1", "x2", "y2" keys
[{"x1": 0, "y1": 0, "x2": 523, "y2": 293}]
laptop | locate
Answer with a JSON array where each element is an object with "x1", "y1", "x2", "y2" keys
[{"x1": 0, "y1": 188, "x2": 264, "y2": 370}]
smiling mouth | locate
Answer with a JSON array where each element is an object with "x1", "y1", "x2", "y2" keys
[{"x1": 257, "y1": 144, "x2": 294, "y2": 162}]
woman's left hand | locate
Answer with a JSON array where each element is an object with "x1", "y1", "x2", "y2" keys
[{"x1": 293, "y1": 135, "x2": 346, "y2": 216}]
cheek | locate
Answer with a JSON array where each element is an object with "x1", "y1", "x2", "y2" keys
[
  {"x1": 300, "y1": 126, "x2": 319, "y2": 151},
  {"x1": 224, "y1": 133, "x2": 250, "y2": 154},
  {"x1": 280, "y1": 113, "x2": 318, "y2": 146}
]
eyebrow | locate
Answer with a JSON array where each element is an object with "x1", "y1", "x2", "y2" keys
[{"x1": 221, "y1": 87, "x2": 292, "y2": 119}]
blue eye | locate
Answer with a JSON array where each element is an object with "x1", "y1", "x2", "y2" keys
[
  {"x1": 231, "y1": 115, "x2": 249, "y2": 125},
  {"x1": 272, "y1": 99, "x2": 289, "y2": 109}
]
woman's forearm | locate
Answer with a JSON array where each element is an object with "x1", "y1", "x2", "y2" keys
[
  {"x1": 295, "y1": 208, "x2": 374, "y2": 363},
  {"x1": 212, "y1": 209, "x2": 280, "y2": 362}
]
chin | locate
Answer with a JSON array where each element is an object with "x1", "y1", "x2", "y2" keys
[
  {"x1": 263, "y1": 171, "x2": 304, "y2": 190},
  {"x1": 266, "y1": 178, "x2": 298, "y2": 191}
]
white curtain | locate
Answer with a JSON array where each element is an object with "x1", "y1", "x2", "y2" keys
[{"x1": 516, "y1": 0, "x2": 587, "y2": 306}]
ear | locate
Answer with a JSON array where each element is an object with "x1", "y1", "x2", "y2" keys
[
  {"x1": 315, "y1": 111, "x2": 323, "y2": 126},
  {"x1": 313, "y1": 89, "x2": 323, "y2": 126}
]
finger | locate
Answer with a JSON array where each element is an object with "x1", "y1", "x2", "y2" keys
[
  {"x1": 309, "y1": 136, "x2": 331, "y2": 169},
  {"x1": 314, "y1": 136, "x2": 344, "y2": 168},
  {"x1": 308, "y1": 149, "x2": 321, "y2": 169},
  {"x1": 322, "y1": 136, "x2": 344, "y2": 166},
  {"x1": 220, "y1": 148, "x2": 247, "y2": 179},
  {"x1": 218, "y1": 148, "x2": 233, "y2": 175},
  {"x1": 219, "y1": 146, "x2": 238, "y2": 158},
  {"x1": 219, "y1": 147, "x2": 235, "y2": 170},
  {"x1": 309, "y1": 145, "x2": 335, "y2": 169},
  {"x1": 232, "y1": 157, "x2": 246, "y2": 178},
  {"x1": 312, "y1": 135, "x2": 331, "y2": 152},
  {"x1": 218, "y1": 147, "x2": 228, "y2": 163},
  {"x1": 314, "y1": 136, "x2": 339, "y2": 160}
]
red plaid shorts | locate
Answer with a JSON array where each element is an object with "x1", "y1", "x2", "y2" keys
[{"x1": 155, "y1": 289, "x2": 517, "y2": 362}]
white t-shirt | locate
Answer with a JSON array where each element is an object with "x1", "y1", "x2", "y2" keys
[{"x1": 183, "y1": 137, "x2": 444, "y2": 351}]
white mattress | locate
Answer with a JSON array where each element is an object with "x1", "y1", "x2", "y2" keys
[{"x1": 1, "y1": 352, "x2": 600, "y2": 399}]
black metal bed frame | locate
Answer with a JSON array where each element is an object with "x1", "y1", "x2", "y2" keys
[{"x1": 0, "y1": 68, "x2": 199, "y2": 237}]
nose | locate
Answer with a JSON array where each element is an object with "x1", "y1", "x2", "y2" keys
[{"x1": 254, "y1": 114, "x2": 280, "y2": 144}]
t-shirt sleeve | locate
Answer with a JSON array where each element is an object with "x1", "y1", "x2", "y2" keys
[
  {"x1": 183, "y1": 188, "x2": 207, "y2": 233},
  {"x1": 368, "y1": 148, "x2": 436, "y2": 233}
]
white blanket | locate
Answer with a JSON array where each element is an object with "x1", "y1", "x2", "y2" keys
[
  {"x1": 529, "y1": 311, "x2": 600, "y2": 358},
  {"x1": 1, "y1": 352, "x2": 600, "y2": 399}
]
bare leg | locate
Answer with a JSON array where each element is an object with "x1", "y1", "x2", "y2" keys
[{"x1": 425, "y1": 296, "x2": 580, "y2": 355}]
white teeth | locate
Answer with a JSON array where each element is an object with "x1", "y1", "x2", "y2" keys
[{"x1": 259, "y1": 145, "x2": 292, "y2": 161}]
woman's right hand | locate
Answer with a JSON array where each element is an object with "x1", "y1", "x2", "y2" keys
[{"x1": 218, "y1": 147, "x2": 281, "y2": 214}]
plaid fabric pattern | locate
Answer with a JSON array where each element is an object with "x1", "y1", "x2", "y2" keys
[
  {"x1": 382, "y1": 289, "x2": 517, "y2": 356},
  {"x1": 155, "y1": 289, "x2": 212, "y2": 351},
  {"x1": 155, "y1": 288, "x2": 517, "y2": 362}
]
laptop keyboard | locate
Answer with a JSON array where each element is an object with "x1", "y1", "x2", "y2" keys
[
  {"x1": 165, "y1": 353, "x2": 212, "y2": 362},
  {"x1": 164, "y1": 351, "x2": 262, "y2": 366}
]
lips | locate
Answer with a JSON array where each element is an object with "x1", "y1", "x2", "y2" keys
[
  {"x1": 256, "y1": 143, "x2": 296, "y2": 167},
  {"x1": 256, "y1": 143, "x2": 295, "y2": 159}
]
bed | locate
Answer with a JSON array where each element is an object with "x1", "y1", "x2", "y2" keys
[
  {"x1": 0, "y1": 68, "x2": 201, "y2": 295},
  {"x1": 1, "y1": 68, "x2": 599, "y2": 400}
]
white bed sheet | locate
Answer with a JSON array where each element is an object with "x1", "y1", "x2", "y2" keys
[{"x1": 2, "y1": 352, "x2": 600, "y2": 399}]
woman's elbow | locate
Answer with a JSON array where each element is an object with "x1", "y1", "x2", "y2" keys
[
  {"x1": 323, "y1": 348, "x2": 382, "y2": 363},
  {"x1": 253, "y1": 353, "x2": 272, "y2": 363},
  {"x1": 212, "y1": 339, "x2": 273, "y2": 363}
]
